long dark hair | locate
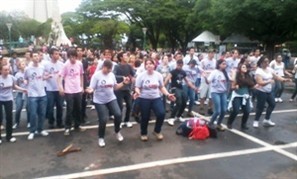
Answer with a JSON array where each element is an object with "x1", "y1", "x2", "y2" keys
[
  {"x1": 236, "y1": 63, "x2": 255, "y2": 88},
  {"x1": 257, "y1": 56, "x2": 268, "y2": 68},
  {"x1": 216, "y1": 59, "x2": 229, "y2": 82}
]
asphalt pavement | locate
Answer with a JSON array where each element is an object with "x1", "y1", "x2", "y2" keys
[{"x1": 0, "y1": 92, "x2": 296, "y2": 179}]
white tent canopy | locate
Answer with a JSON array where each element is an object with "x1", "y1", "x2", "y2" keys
[{"x1": 192, "y1": 30, "x2": 220, "y2": 43}]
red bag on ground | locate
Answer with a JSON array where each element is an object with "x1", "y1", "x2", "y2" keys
[{"x1": 188, "y1": 119, "x2": 210, "y2": 140}]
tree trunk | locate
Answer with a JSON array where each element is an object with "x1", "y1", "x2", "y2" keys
[{"x1": 265, "y1": 42, "x2": 275, "y2": 61}]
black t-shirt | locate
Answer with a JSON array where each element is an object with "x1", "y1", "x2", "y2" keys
[
  {"x1": 170, "y1": 69, "x2": 187, "y2": 89},
  {"x1": 113, "y1": 63, "x2": 135, "y2": 90}
]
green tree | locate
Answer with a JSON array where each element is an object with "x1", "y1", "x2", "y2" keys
[{"x1": 196, "y1": 0, "x2": 297, "y2": 57}]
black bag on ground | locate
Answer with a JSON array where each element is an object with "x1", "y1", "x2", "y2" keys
[{"x1": 207, "y1": 125, "x2": 218, "y2": 138}]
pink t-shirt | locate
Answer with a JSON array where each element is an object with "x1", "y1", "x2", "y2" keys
[{"x1": 59, "y1": 60, "x2": 83, "y2": 94}]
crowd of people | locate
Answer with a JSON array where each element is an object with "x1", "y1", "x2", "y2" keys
[{"x1": 0, "y1": 46, "x2": 296, "y2": 147}]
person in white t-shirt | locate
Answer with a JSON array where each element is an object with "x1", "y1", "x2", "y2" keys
[
  {"x1": 0, "y1": 64, "x2": 26, "y2": 144},
  {"x1": 204, "y1": 59, "x2": 229, "y2": 131},
  {"x1": 270, "y1": 54, "x2": 292, "y2": 102},
  {"x1": 86, "y1": 60, "x2": 130, "y2": 147},
  {"x1": 253, "y1": 56, "x2": 291, "y2": 128}
]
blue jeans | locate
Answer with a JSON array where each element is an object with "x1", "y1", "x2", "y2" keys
[
  {"x1": 139, "y1": 97, "x2": 165, "y2": 135},
  {"x1": 46, "y1": 91, "x2": 64, "y2": 126},
  {"x1": 183, "y1": 85, "x2": 195, "y2": 112},
  {"x1": 94, "y1": 100, "x2": 122, "y2": 138},
  {"x1": 254, "y1": 90, "x2": 275, "y2": 121},
  {"x1": 28, "y1": 96, "x2": 47, "y2": 133},
  {"x1": 15, "y1": 92, "x2": 30, "y2": 125},
  {"x1": 273, "y1": 80, "x2": 284, "y2": 98},
  {"x1": 195, "y1": 78, "x2": 201, "y2": 101},
  {"x1": 210, "y1": 92, "x2": 227, "y2": 125}
]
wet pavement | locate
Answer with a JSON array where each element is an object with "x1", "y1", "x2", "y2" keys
[{"x1": 0, "y1": 92, "x2": 296, "y2": 179}]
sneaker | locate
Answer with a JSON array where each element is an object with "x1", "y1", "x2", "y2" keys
[
  {"x1": 153, "y1": 132, "x2": 164, "y2": 140},
  {"x1": 0, "y1": 139, "x2": 2, "y2": 144},
  {"x1": 253, "y1": 121, "x2": 259, "y2": 128},
  {"x1": 278, "y1": 98, "x2": 283, "y2": 103},
  {"x1": 275, "y1": 98, "x2": 279, "y2": 103},
  {"x1": 116, "y1": 132, "x2": 124, "y2": 142},
  {"x1": 39, "y1": 130, "x2": 49, "y2": 136},
  {"x1": 13, "y1": 124, "x2": 19, "y2": 129},
  {"x1": 27, "y1": 123, "x2": 30, "y2": 128},
  {"x1": 98, "y1": 138, "x2": 105, "y2": 147},
  {"x1": 178, "y1": 117, "x2": 186, "y2": 122},
  {"x1": 216, "y1": 124, "x2": 225, "y2": 131},
  {"x1": 167, "y1": 118, "x2": 175, "y2": 126},
  {"x1": 187, "y1": 112, "x2": 194, "y2": 117},
  {"x1": 124, "y1": 121, "x2": 133, "y2": 128},
  {"x1": 8, "y1": 137, "x2": 16, "y2": 143},
  {"x1": 263, "y1": 119, "x2": 275, "y2": 127},
  {"x1": 195, "y1": 101, "x2": 200, "y2": 105},
  {"x1": 90, "y1": 105, "x2": 95, "y2": 110},
  {"x1": 64, "y1": 129, "x2": 70, "y2": 136},
  {"x1": 140, "y1": 135, "x2": 148, "y2": 141},
  {"x1": 289, "y1": 98, "x2": 294, "y2": 102},
  {"x1": 110, "y1": 115, "x2": 115, "y2": 120},
  {"x1": 0, "y1": 125, "x2": 4, "y2": 130},
  {"x1": 27, "y1": 133, "x2": 34, "y2": 140}
]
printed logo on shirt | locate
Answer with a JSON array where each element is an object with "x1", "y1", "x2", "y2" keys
[
  {"x1": 17, "y1": 77, "x2": 24, "y2": 84},
  {"x1": 144, "y1": 80, "x2": 158, "y2": 89},
  {"x1": 69, "y1": 69, "x2": 80, "y2": 78},
  {"x1": 30, "y1": 72, "x2": 42, "y2": 80},
  {"x1": 98, "y1": 80, "x2": 113, "y2": 88}
]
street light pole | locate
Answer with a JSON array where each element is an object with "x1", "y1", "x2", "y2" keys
[
  {"x1": 6, "y1": 23, "x2": 12, "y2": 57},
  {"x1": 142, "y1": 27, "x2": 147, "y2": 50}
]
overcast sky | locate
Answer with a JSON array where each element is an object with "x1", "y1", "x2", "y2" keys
[{"x1": 0, "y1": 0, "x2": 82, "y2": 14}]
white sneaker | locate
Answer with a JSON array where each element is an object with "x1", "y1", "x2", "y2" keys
[
  {"x1": 0, "y1": 139, "x2": 2, "y2": 144},
  {"x1": 167, "y1": 118, "x2": 175, "y2": 126},
  {"x1": 110, "y1": 115, "x2": 115, "y2": 120},
  {"x1": 27, "y1": 133, "x2": 34, "y2": 140},
  {"x1": 124, "y1": 122, "x2": 133, "y2": 128},
  {"x1": 13, "y1": 124, "x2": 18, "y2": 129},
  {"x1": 0, "y1": 125, "x2": 4, "y2": 130},
  {"x1": 90, "y1": 105, "x2": 95, "y2": 110},
  {"x1": 40, "y1": 130, "x2": 49, "y2": 136},
  {"x1": 263, "y1": 119, "x2": 275, "y2": 127},
  {"x1": 27, "y1": 123, "x2": 30, "y2": 128},
  {"x1": 275, "y1": 98, "x2": 279, "y2": 103},
  {"x1": 253, "y1": 121, "x2": 259, "y2": 128},
  {"x1": 278, "y1": 98, "x2": 283, "y2": 103},
  {"x1": 9, "y1": 137, "x2": 16, "y2": 143},
  {"x1": 64, "y1": 129, "x2": 70, "y2": 136},
  {"x1": 289, "y1": 99, "x2": 294, "y2": 102},
  {"x1": 195, "y1": 101, "x2": 200, "y2": 105},
  {"x1": 116, "y1": 132, "x2": 124, "y2": 142},
  {"x1": 98, "y1": 138, "x2": 105, "y2": 147},
  {"x1": 178, "y1": 117, "x2": 186, "y2": 122}
]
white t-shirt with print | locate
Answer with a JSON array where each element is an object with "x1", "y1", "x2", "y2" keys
[
  {"x1": 207, "y1": 69, "x2": 228, "y2": 93},
  {"x1": 135, "y1": 71, "x2": 164, "y2": 99},
  {"x1": 255, "y1": 67, "x2": 274, "y2": 93},
  {"x1": 89, "y1": 71, "x2": 117, "y2": 104},
  {"x1": 0, "y1": 74, "x2": 15, "y2": 101}
]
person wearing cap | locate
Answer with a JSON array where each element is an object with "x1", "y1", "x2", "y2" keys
[{"x1": 182, "y1": 59, "x2": 202, "y2": 117}]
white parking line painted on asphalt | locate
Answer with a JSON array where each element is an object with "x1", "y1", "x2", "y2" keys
[
  {"x1": 2, "y1": 108, "x2": 297, "y2": 138},
  {"x1": 38, "y1": 142, "x2": 297, "y2": 179},
  {"x1": 188, "y1": 109, "x2": 297, "y2": 161}
]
